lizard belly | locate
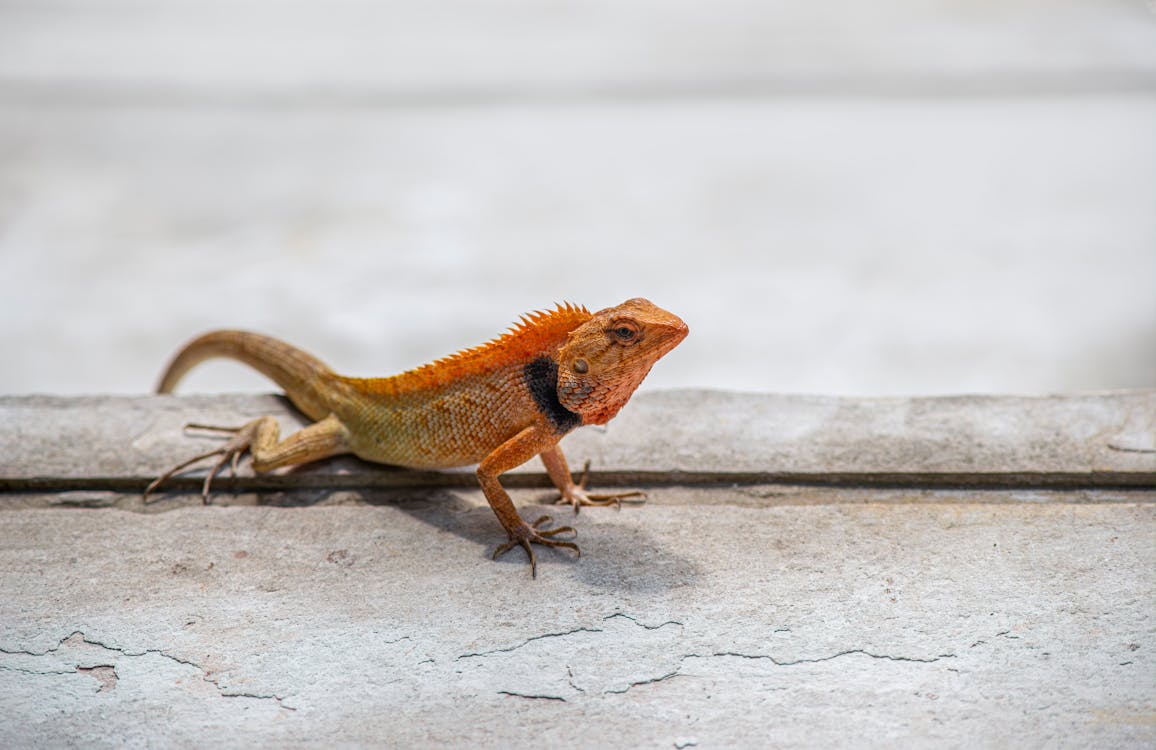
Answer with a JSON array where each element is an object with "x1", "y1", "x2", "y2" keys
[{"x1": 340, "y1": 387, "x2": 534, "y2": 470}]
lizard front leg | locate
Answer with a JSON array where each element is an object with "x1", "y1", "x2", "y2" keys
[
  {"x1": 478, "y1": 427, "x2": 579, "y2": 577},
  {"x1": 145, "y1": 413, "x2": 350, "y2": 501},
  {"x1": 539, "y1": 444, "x2": 645, "y2": 514}
]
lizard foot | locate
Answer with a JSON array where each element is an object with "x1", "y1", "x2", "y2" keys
[
  {"x1": 555, "y1": 460, "x2": 646, "y2": 514},
  {"x1": 143, "y1": 422, "x2": 257, "y2": 503},
  {"x1": 492, "y1": 515, "x2": 579, "y2": 578}
]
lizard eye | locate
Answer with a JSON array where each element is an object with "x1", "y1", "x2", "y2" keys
[{"x1": 608, "y1": 320, "x2": 640, "y2": 345}]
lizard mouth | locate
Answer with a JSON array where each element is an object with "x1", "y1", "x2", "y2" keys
[{"x1": 655, "y1": 316, "x2": 689, "y2": 356}]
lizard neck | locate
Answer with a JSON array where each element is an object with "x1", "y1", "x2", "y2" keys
[
  {"x1": 563, "y1": 362, "x2": 655, "y2": 426},
  {"x1": 524, "y1": 357, "x2": 583, "y2": 434}
]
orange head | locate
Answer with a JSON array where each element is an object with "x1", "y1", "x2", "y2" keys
[{"x1": 555, "y1": 298, "x2": 689, "y2": 425}]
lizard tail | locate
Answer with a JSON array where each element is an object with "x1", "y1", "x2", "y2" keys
[{"x1": 156, "y1": 330, "x2": 338, "y2": 421}]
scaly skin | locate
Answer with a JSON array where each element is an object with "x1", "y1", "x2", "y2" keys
[{"x1": 146, "y1": 298, "x2": 688, "y2": 576}]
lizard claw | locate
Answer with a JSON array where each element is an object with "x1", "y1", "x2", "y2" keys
[
  {"x1": 554, "y1": 460, "x2": 646, "y2": 514},
  {"x1": 143, "y1": 423, "x2": 255, "y2": 504},
  {"x1": 492, "y1": 515, "x2": 579, "y2": 578}
]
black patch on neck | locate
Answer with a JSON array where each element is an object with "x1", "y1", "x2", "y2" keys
[{"x1": 524, "y1": 357, "x2": 582, "y2": 434}]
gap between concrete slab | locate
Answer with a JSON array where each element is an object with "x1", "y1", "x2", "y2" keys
[{"x1": 5, "y1": 486, "x2": 1154, "y2": 515}]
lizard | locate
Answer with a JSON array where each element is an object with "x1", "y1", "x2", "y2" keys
[{"x1": 144, "y1": 298, "x2": 688, "y2": 576}]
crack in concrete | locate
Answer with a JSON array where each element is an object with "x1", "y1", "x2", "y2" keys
[
  {"x1": 459, "y1": 613, "x2": 683, "y2": 661},
  {"x1": 603, "y1": 649, "x2": 957, "y2": 695},
  {"x1": 1106, "y1": 442, "x2": 1156, "y2": 454},
  {"x1": 457, "y1": 617, "x2": 953, "y2": 698},
  {"x1": 456, "y1": 627, "x2": 604, "y2": 660},
  {"x1": 566, "y1": 665, "x2": 586, "y2": 695},
  {"x1": 200, "y1": 673, "x2": 298, "y2": 710},
  {"x1": 0, "y1": 631, "x2": 296, "y2": 711},
  {"x1": 603, "y1": 613, "x2": 683, "y2": 630},
  {"x1": 497, "y1": 690, "x2": 567, "y2": 702},
  {"x1": 0, "y1": 663, "x2": 77, "y2": 677},
  {"x1": 708, "y1": 649, "x2": 957, "y2": 666},
  {"x1": 604, "y1": 668, "x2": 683, "y2": 694},
  {"x1": 0, "y1": 635, "x2": 79, "y2": 659}
]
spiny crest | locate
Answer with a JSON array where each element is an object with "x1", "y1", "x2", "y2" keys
[
  {"x1": 374, "y1": 302, "x2": 592, "y2": 394},
  {"x1": 467, "y1": 301, "x2": 591, "y2": 360},
  {"x1": 506, "y1": 301, "x2": 591, "y2": 340}
]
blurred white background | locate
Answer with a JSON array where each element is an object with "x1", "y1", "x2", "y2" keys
[{"x1": 1, "y1": 0, "x2": 1153, "y2": 396}]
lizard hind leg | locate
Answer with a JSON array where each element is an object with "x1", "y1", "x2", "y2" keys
[
  {"x1": 143, "y1": 418, "x2": 276, "y2": 503},
  {"x1": 144, "y1": 414, "x2": 350, "y2": 503}
]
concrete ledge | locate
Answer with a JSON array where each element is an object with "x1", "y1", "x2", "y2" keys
[
  {"x1": 1, "y1": 390, "x2": 1154, "y2": 747},
  {"x1": 3, "y1": 390, "x2": 1154, "y2": 494}
]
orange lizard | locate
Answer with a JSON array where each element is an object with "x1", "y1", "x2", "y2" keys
[{"x1": 145, "y1": 298, "x2": 688, "y2": 576}]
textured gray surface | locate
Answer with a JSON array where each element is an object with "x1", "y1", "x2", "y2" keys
[
  {"x1": 1, "y1": 497, "x2": 1153, "y2": 748},
  {"x1": 1, "y1": 391, "x2": 1155, "y2": 747},
  {"x1": 3, "y1": 391, "x2": 1155, "y2": 487}
]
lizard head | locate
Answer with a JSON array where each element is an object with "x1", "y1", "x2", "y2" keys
[{"x1": 555, "y1": 298, "x2": 688, "y2": 425}]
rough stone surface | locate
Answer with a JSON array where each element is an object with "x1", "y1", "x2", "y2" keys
[
  {"x1": 3, "y1": 391, "x2": 1154, "y2": 488},
  {"x1": 2, "y1": 390, "x2": 1155, "y2": 746},
  {"x1": 1, "y1": 494, "x2": 1153, "y2": 748}
]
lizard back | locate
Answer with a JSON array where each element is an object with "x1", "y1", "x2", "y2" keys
[{"x1": 334, "y1": 303, "x2": 592, "y2": 468}]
